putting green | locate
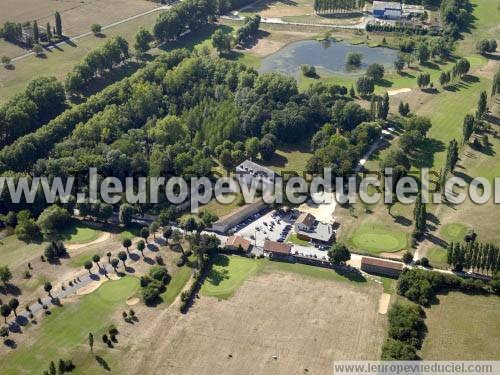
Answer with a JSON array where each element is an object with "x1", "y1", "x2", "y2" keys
[
  {"x1": 201, "y1": 255, "x2": 259, "y2": 299},
  {"x1": 350, "y1": 224, "x2": 407, "y2": 254},
  {"x1": 441, "y1": 223, "x2": 469, "y2": 243},
  {"x1": 0, "y1": 276, "x2": 139, "y2": 374}
]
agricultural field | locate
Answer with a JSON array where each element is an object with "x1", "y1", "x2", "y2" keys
[
  {"x1": 0, "y1": 0, "x2": 158, "y2": 52},
  {"x1": 125, "y1": 259, "x2": 386, "y2": 374},
  {"x1": 421, "y1": 292, "x2": 500, "y2": 360},
  {"x1": 238, "y1": 0, "x2": 363, "y2": 25}
]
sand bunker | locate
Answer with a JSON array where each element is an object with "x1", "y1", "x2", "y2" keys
[
  {"x1": 67, "y1": 232, "x2": 111, "y2": 250},
  {"x1": 126, "y1": 297, "x2": 140, "y2": 306},
  {"x1": 76, "y1": 273, "x2": 120, "y2": 296},
  {"x1": 378, "y1": 293, "x2": 391, "y2": 314},
  {"x1": 388, "y1": 88, "x2": 411, "y2": 96}
]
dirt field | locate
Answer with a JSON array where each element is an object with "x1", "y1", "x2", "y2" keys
[
  {"x1": 125, "y1": 270, "x2": 386, "y2": 374},
  {"x1": 0, "y1": 0, "x2": 157, "y2": 40}
]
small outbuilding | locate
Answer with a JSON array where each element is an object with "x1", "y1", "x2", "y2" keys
[
  {"x1": 263, "y1": 240, "x2": 292, "y2": 260},
  {"x1": 372, "y1": 1, "x2": 402, "y2": 19},
  {"x1": 225, "y1": 235, "x2": 252, "y2": 253},
  {"x1": 360, "y1": 257, "x2": 404, "y2": 277}
]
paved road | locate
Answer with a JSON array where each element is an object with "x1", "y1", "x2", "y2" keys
[
  {"x1": 11, "y1": 5, "x2": 171, "y2": 62},
  {"x1": 221, "y1": 14, "x2": 369, "y2": 30}
]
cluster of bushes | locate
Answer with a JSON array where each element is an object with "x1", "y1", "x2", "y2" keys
[
  {"x1": 440, "y1": 0, "x2": 472, "y2": 39},
  {"x1": 180, "y1": 253, "x2": 211, "y2": 313},
  {"x1": 301, "y1": 64, "x2": 317, "y2": 78},
  {"x1": 102, "y1": 324, "x2": 120, "y2": 346},
  {"x1": 397, "y1": 268, "x2": 489, "y2": 306},
  {"x1": 234, "y1": 15, "x2": 261, "y2": 46},
  {"x1": 381, "y1": 302, "x2": 425, "y2": 360},
  {"x1": 366, "y1": 23, "x2": 428, "y2": 35},
  {"x1": 43, "y1": 359, "x2": 75, "y2": 375},
  {"x1": 0, "y1": 76, "x2": 65, "y2": 147},
  {"x1": 476, "y1": 39, "x2": 497, "y2": 55},
  {"x1": 153, "y1": 0, "x2": 216, "y2": 42},
  {"x1": 65, "y1": 36, "x2": 129, "y2": 93},
  {"x1": 44, "y1": 241, "x2": 68, "y2": 263},
  {"x1": 140, "y1": 266, "x2": 170, "y2": 305}
]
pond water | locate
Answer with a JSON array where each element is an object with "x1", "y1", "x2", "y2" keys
[{"x1": 259, "y1": 39, "x2": 398, "y2": 78}]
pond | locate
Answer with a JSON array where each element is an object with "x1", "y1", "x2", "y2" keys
[{"x1": 258, "y1": 39, "x2": 398, "y2": 78}]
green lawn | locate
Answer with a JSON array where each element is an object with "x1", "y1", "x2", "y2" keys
[
  {"x1": 426, "y1": 246, "x2": 449, "y2": 270},
  {"x1": 0, "y1": 276, "x2": 139, "y2": 375},
  {"x1": 421, "y1": 292, "x2": 500, "y2": 360},
  {"x1": 416, "y1": 74, "x2": 491, "y2": 170},
  {"x1": 161, "y1": 263, "x2": 193, "y2": 306},
  {"x1": 202, "y1": 254, "x2": 368, "y2": 299},
  {"x1": 260, "y1": 141, "x2": 313, "y2": 175},
  {"x1": 62, "y1": 221, "x2": 102, "y2": 245},
  {"x1": 440, "y1": 223, "x2": 469, "y2": 243},
  {"x1": 287, "y1": 232, "x2": 310, "y2": 246},
  {"x1": 0, "y1": 234, "x2": 45, "y2": 269},
  {"x1": 348, "y1": 221, "x2": 408, "y2": 254},
  {"x1": 201, "y1": 255, "x2": 260, "y2": 299}
]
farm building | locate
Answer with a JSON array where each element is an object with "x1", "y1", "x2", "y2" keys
[
  {"x1": 360, "y1": 257, "x2": 404, "y2": 277},
  {"x1": 372, "y1": 1, "x2": 402, "y2": 19},
  {"x1": 225, "y1": 235, "x2": 252, "y2": 253},
  {"x1": 263, "y1": 240, "x2": 292, "y2": 260},
  {"x1": 211, "y1": 197, "x2": 267, "y2": 233}
]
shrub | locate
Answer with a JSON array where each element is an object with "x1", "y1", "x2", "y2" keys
[{"x1": 301, "y1": 64, "x2": 317, "y2": 78}]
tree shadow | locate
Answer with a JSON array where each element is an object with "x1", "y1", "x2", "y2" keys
[
  {"x1": 333, "y1": 266, "x2": 366, "y2": 282},
  {"x1": 95, "y1": 355, "x2": 111, "y2": 372},
  {"x1": 124, "y1": 266, "x2": 135, "y2": 273},
  {"x1": 143, "y1": 256, "x2": 155, "y2": 265},
  {"x1": 0, "y1": 282, "x2": 21, "y2": 296},
  {"x1": 15, "y1": 315, "x2": 28, "y2": 326},
  {"x1": 393, "y1": 215, "x2": 412, "y2": 227},
  {"x1": 3, "y1": 339, "x2": 16, "y2": 349},
  {"x1": 147, "y1": 243, "x2": 159, "y2": 252},
  {"x1": 129, "y1": 253, "x2": 140, "y2": 262},
  {"x1": 409, "y1": 138, "x2": 445, "y2": 168}
]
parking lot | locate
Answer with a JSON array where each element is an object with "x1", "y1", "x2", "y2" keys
[{"x1": 234, "y1": 210, "x2": 295, "y2": 248}]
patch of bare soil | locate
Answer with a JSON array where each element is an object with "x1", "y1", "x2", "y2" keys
[
  {"x1": 378, "y1": 293, "x2": 391, "y2": 314},
  {"x1": 125, "y1": 271, "x2": 386, "y2": 374},
  {"x1": 244, "y1": 31, "x2": 315, "y2": 56}
]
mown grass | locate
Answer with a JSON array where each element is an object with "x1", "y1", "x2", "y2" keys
[
  {"x1": 61, "y1": 221, "x2": 102, "y2": 245},
  {"x1": 420, "y1": 292, "x2": 500, "y2": 360},
  {"x1": 0, "y1": 276, "x2": 139, "y2": 375},
  {"x1": 201, "y1": 254, "x2": 368, "y2": 300},
  {"x1": 348, "y1": 221, "x2": 408, "y2": 255},
  {"x1": 161, "y1": 262, "x2": 193, "y2": 306},
  {"x1": 0, "y1": 234, "x2": 45, "y2": 269}
]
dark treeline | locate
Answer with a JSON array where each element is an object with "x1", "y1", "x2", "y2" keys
[
  {"x1": 153, "y1": 0, "x2": 217, "y2": 42},
  {"x1": 381, "y1": 302, "x2": 426, "y2": 360},
  {"x1": 397, "y1": 268, "x2": 494, "y2": 306},
  {"x1": 65, "y1": 37, "x2": 130, "y2": 93},
  {"x1": 0, "y1": 50, "x2": 189, "y2": 174},
  {"x1": 447, "y1": 241, "x2": 500, "y2": 275},
  {"x1": 440, "y1": 0, "x2": 473, "y2": 39},
  {"x1": 0, "y1": 77, "x2": 65, "y2": 148},
  {"x1": 313, "y1": 0, "x2": 364, "y2": 14},
  {"x1": 234, "y1": 15, "x2": 261, "y2": 46}
]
